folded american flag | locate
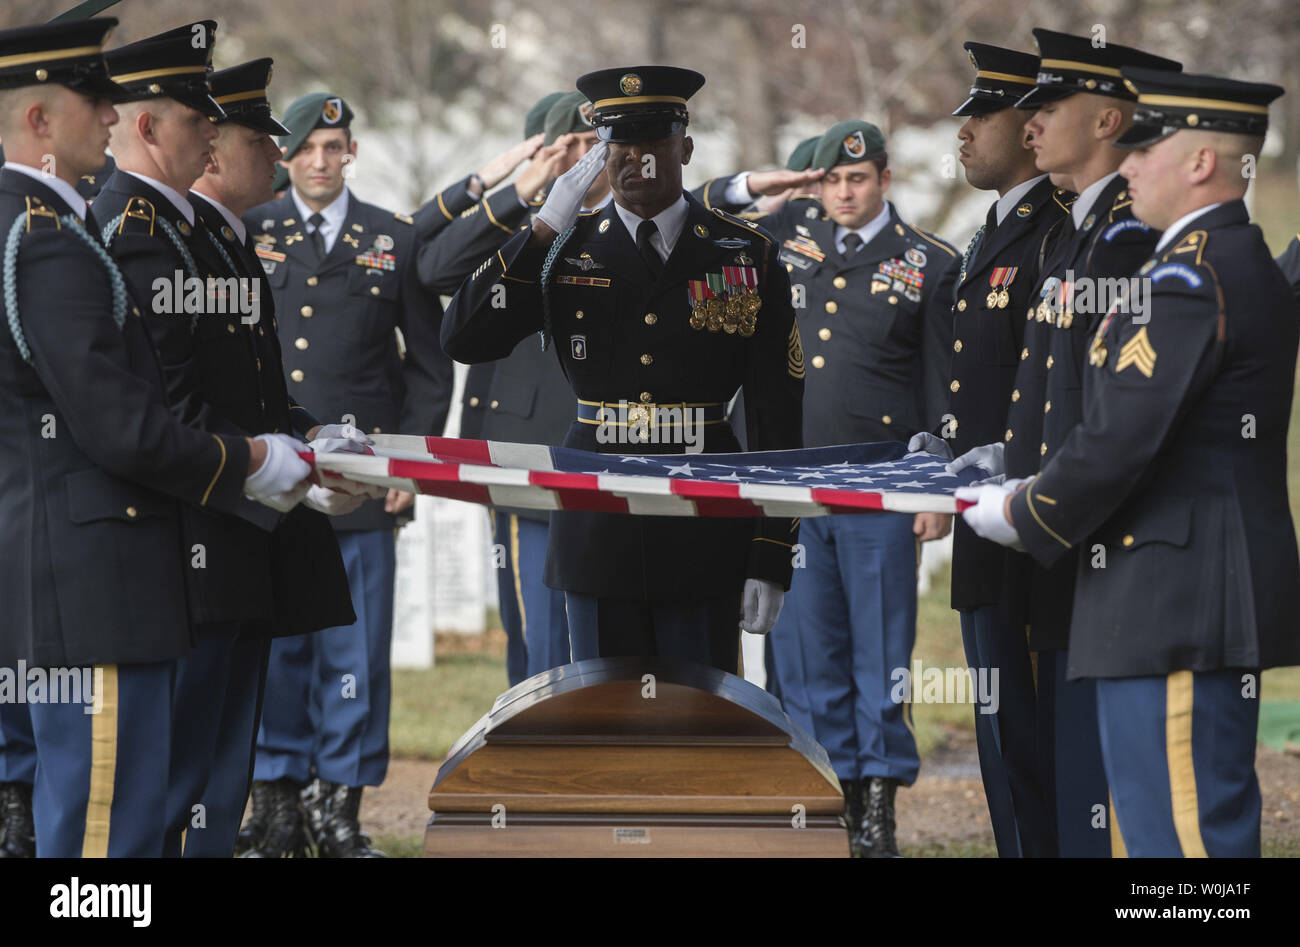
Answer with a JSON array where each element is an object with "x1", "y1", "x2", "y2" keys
[{"x1": 305, "y1": 435, "x2": 978, "y2": 517}]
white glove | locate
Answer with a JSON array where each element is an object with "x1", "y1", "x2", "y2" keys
[
  {"x1": 947, "y1": 441, "x2": 1004, "y2": 479},
  {"x1": 534, "y1": 140, "x2": 609, "y2": 234},
  {"x1": 308, "y1": 423, "x2": 373, "y2": 455},
  {"x1": 907, "y1": 432, "x2": 953, "y2": 461},
  {"x1": 739, "y1": 578, "x2": 785, "y2": 635},
  {"x1": 955, "y1": 481, "x2": 1025, "y2": 551},
  {"x1": 244, "y1": 433, "x2": 312, "y2": 512},
  {"x1": 303, "y1": 484, "x2": 367, "y2": 516}
]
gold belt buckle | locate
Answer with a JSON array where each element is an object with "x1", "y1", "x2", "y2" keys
[{"x1": 626, "y1": 401, "x2": 656, "y2": 437}]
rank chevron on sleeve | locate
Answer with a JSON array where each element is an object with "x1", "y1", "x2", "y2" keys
[{"x1": 1115, "y1": 326, "x2": 1157, "y2": 378}]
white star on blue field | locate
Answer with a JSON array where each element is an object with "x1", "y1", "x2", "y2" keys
[{"x1": 553, "y1": 442, "x2": 986, "y2": 493}]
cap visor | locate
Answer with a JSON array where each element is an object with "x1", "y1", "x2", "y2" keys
[
  {"x1": 228, "y1": 111, "x2": 291, "y2": 136},
  {"x1": 596, "y1": 120, "x2": 682, "y2": 143},
  {"x1": 1014, "y1": 85, "x2": 1072, "y2": 110},
  {"x1": 952, "y1": 96, "x2": 1007, "y2": 117},
  {"x1": 1115, "y1": 122, "x2": 1177, "y2": 149},
  {"x1": 68, "y1": 73, "x2": 133, "y2": 103},
  {"x1": 172, "y1": 90, "x2": 226, "y2": 121}
]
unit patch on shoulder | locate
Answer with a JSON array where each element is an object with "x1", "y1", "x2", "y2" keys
[
  {"x1": 1101, "y1": 218, "x2": 1149, "y2": 242},
  {"x1": 1148, "y1": 263, "x2": 1203, "y2": 288}
]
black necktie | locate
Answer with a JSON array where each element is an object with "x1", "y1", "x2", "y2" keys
[
  {"x1": 308, "y1": 212, "x2": 326, "y2": 259},
  {"x1": 840, "y1": 231, "x2": 862, "y2": 261},
  {"x1": 636, "y1": 219, "x2": 663, "y2": 281}
]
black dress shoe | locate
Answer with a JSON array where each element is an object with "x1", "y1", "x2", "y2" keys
[
  {"x1": 234, "y1": 780, "x2": 272, "y2": 855},
  {"x1": 0, "y1": 782, "x2": 35, "y2": 858},
  {"x1": 314, "y1": 783, "x2": 385, "y2": 858},
  {"x1": 859, "y1": 777, "x2": 902, "y2": 858},
  {"x1": 837, "y1": 778, "x2": 864, "y2": 857},
  {"x1": 240, "y1": 778, "x2": 312, "y2": 858}
]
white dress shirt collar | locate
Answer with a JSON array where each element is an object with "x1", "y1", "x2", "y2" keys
[
  {"x1": 834, "y1": 201, "x2": 892, "y2": 255},
  {"x1": 4, "y1": 162, "x2": 87, "y2": 221},
  {"x1": 995, "y1": 174, "x2": 1049, "y2": 226},
  {"x1": 1155, "y1": 202, "x2": 1224, "y2": 254},
  {"x1": 1071, "y1": 171, "x2": 1120, "y2": 229},
  {"x1": 190, "y1": 190, "x2": 247, "y2": 244},
  {"x1": 123, "y1": 169, "x2": 195, "y2": 226},
  {"x1": 613, "y1": 193, "x2": 689, "y2": 262},
  {"x1": 291, "y1": 186, "x2": 349, "y2": 254}
]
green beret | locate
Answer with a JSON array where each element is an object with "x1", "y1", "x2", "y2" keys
[
  {"x1": 524, "y1": 91, "x2": 567, "y2": 138},
  {"x1": 279, "y1": 92, "x2": 354, "y2": 161},
  {"x1": 812, "y1": 120, "x2": 886, "y2": 171},
  {"x1": 272, "y1": 163, "x2": 289, "y2": 193},
  {"x1": 785, "y1": 136, "x2": 821, "y2": 171},
  {"x1": 543, "y1": 91, "x2": 595, "y2": 145}
]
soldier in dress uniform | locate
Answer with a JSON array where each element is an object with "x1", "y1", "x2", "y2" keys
[
  {"x1": 89, "y1": 26, "x2": 359, "y2": 859},
  {"x1": 422, "y1": 93, "x2": 601, "y2": 683},
  {"x1": 184, "y1": 58, "x2": 364, "y2": 858},
  {"x1": 244, "y1": 92, "x2": 455, "y2": 857},
  {"x1": 962, "y1": 69, "x2": 1298, "y2": 858},
  {"x1": 714, "y1": 121, "x2": 959, "y2": 857},
  {"x1": 937, "y1": 41, "x2": 1074, "y2": 858},
  {"x1": 948, "y1": 30, "x2": 1181, "y2": 857},
  {"x1": 442, "y1": 65, "x2": 803, "y2": 672},
  {"x1": 0, "y1": 17, "x2": 312, "y2": 857}
]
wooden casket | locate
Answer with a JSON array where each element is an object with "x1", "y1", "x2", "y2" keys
[{"x1": 425, "y1": 657, "x2": 846, "y2": 857}]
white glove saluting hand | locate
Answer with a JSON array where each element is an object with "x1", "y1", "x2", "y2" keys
[
  {"x1": 308, "y1": 423, "x2": 373, "y2": 455},
  {"x1": 303, "y1": 484, "x2": 367, "y2": 516},
  {"x1": 245, "y1": 433, "x2": 312, "y2": 512},
  {"x1": 739, "y1": 578, "x2": 785, "y2": 636},
  {"x1": 534, "y1": 140, "x2": 610, "y2": 235}
]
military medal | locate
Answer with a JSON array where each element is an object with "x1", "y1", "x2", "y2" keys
[
  {"x1": 687, "y1": 279, "x2": 714, "y2": 330},
  {"x1": 986, "y1": 267, "x2": 1017, "y2": 309}
]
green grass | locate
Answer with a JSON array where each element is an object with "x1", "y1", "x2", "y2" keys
[{"x1": 390, "y1": 653, "x2": 505, "y2": 761}]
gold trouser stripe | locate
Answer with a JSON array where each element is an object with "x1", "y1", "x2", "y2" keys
[
  {"x1": 110, "y1": 65, "x2": 209, "y2": 84},
  {"x1": 213, "y1": 89, "x2": 267, "y2": 105},
  {"x1": 1109, "y1": 792, "x2": 1128, "y2": 857},
  {"x1": 1138, "y1": 94, "x2": 1269, "y2": 115},
  {"x1": 1039, "y1": 59, "x2": 1123, "y2": 78},
  {"x1": 82, "y1": 664, "x2": 118, "y2": 858},
  {"x1": 1165, "y1": 670, "x2": 1209, "y2": 857},
  {"x1": 0, "y1": 45, "x2": 103, "y2": 69},
  {"x1": 975, "y1": 69, "x2": 1038, "y2": 85},
  {"x1": 509, "y1": 515, "x2": 527, "y2": 643},
  {"x1": 180, "y1": 827, "x2": 188, "y2": 854}
]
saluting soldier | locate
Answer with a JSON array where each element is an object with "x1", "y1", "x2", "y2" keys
[
  {"x1": 948, "y1": 30, "x2": 1180, "y2": 857},
  {"x1": 244, "y1": 92, "x2": 454, "y2": 857},
  {"x1": 0, "y1": 18, "x2": 310, "y2": 857},
  {"x1": 935, "y1": 41, "x2": 1073, "y2": 858},
  {"x1": 719, "y1": 121, "x2": 959, "y2": 857},
  {"x1": 423, "y1": 93, "x2": 600, "y2": 683},
  {"x1": 445, "y1": 91, "x2": 564, "y2": 453},
  {"x1": 442, "y1": 66, "x2": 804, "y2": 671},
  {"x1": 961, "y1": 69, "x2": 1298, "y2": 858}
]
